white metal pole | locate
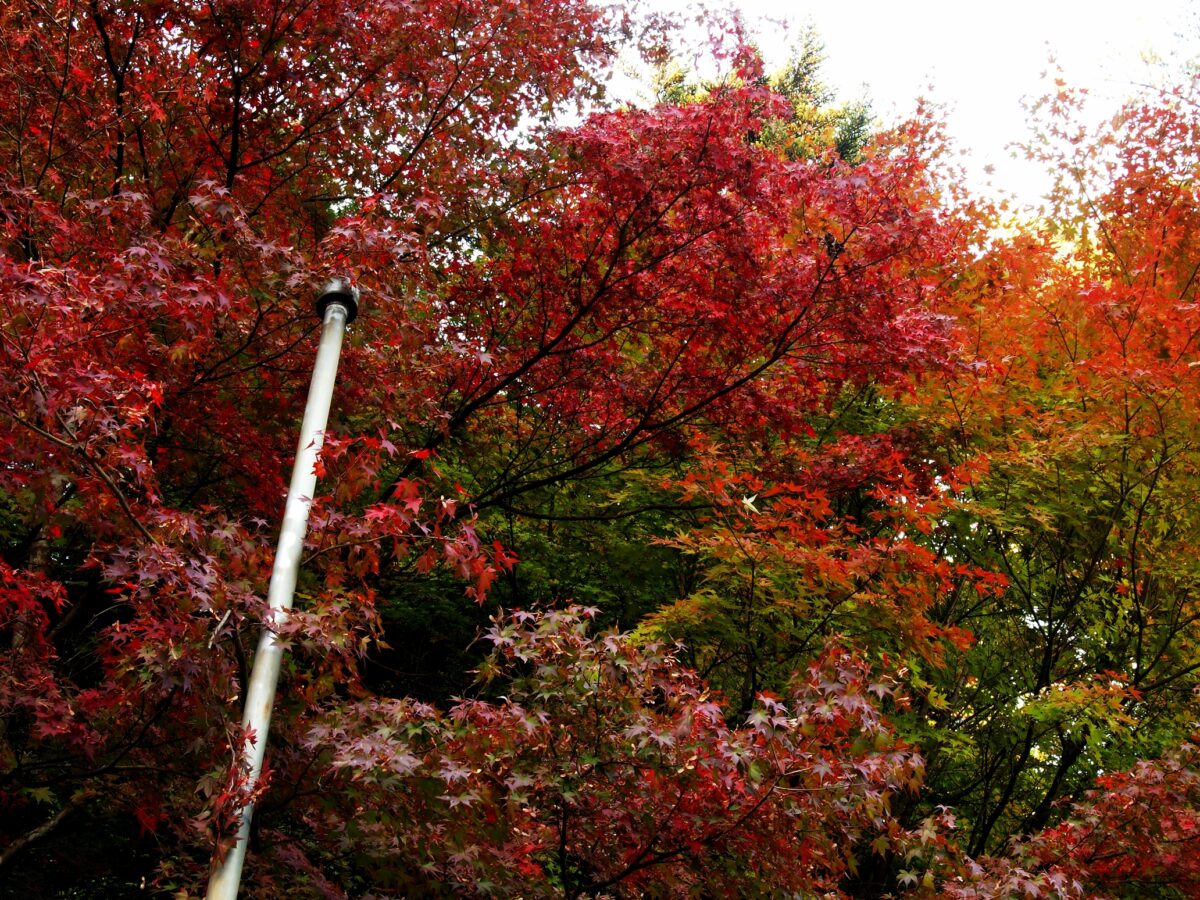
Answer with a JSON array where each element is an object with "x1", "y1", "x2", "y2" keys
[{"x1": 206, "y1": 279, "x2": 359, "y2": 900}]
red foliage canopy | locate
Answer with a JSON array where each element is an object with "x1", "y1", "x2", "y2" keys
[{"x1": 0, "y1": 0, "x2": 1032, "y2": 894}]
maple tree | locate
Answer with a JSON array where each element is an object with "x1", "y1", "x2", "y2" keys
[
  {"x1": 937, "y1": 737, "x2": 1200, "y2": 899},
  {"x1": 300, "y1": 606, "x2": 939, "y2": 897},
  {"x1": 634, "y1": 422, "x2": 987, "y2": 715},
  {"x1": 878, "y1": 78, "x2": 1200, "y2": 874},
  {"x1": 0, "y1": 0, "x2": 973, "y2": 893}
]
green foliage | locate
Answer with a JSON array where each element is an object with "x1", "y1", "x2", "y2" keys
[
  {"x1": 652, "y1": 28, "x2": 875, "y2": 163},
  {"x1": 763, "y1": 30, "x2": 875, "y2": 163}
]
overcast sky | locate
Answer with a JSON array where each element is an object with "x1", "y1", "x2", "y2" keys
[{"x1": 635, "y1": 0, "x2": 1199, "y2": 204}]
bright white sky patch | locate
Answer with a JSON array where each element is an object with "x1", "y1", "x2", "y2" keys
[{"x1": 639, "y1": 0, "x2": 1199, "y2": 205}]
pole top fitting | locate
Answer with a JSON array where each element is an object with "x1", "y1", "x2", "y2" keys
[{"x1": 316, "y1": 276, "x2": 360, "y2": 324}]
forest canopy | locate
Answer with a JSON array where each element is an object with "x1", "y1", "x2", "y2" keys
[{"x1": 1, "y1": 0, "x2": 1199, "y2": 897}]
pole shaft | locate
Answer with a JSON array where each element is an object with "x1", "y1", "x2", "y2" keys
[{"x1": 207, "y1": 302, "x2": 350, "y2": 900}]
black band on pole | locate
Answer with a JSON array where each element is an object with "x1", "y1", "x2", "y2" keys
[{"x1": 316, "y1": 276, "x2": 360, "y2": 324}]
